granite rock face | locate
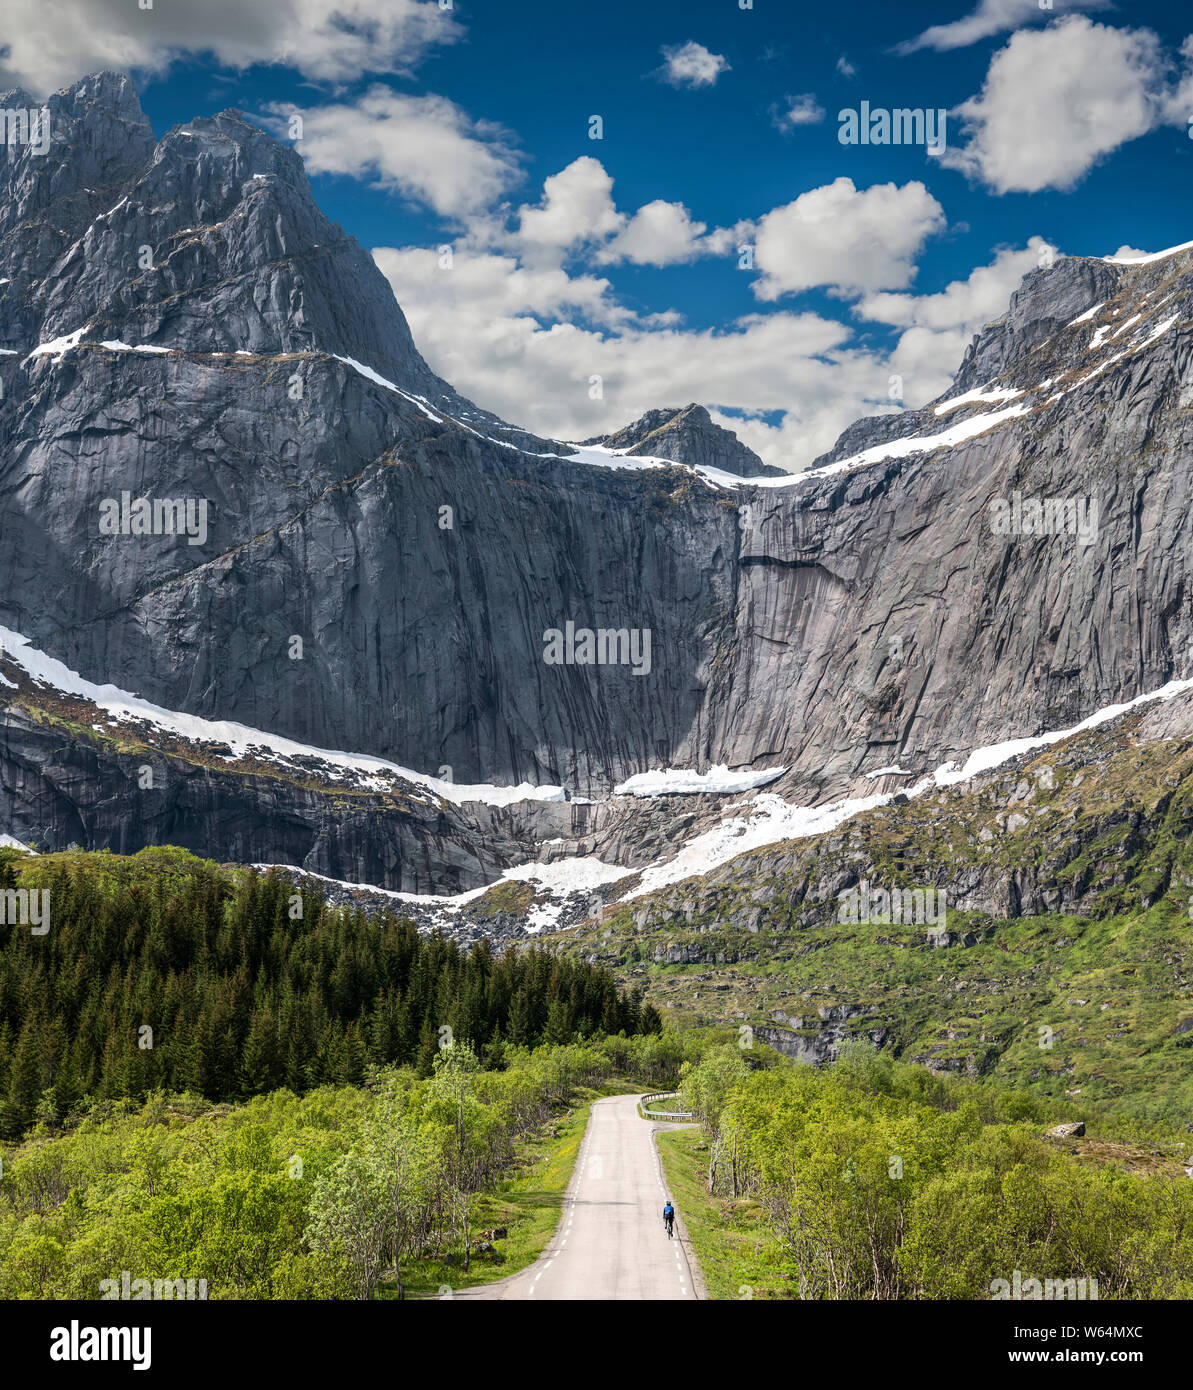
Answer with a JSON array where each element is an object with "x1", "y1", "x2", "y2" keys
[
  {"x1": 590, "y1": 403, "x2": 788, "y2": 478},
  {"x1": 2, "y1": 73, "x2": 1193, "y2": 866}
]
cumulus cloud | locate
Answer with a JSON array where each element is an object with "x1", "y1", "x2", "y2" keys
[
  {"x1": 836, "y1": 55, "x2": 857, "y2": 78},
  {"x1": 752, "y1": 177, "x2": 947, "y2": 300},
  {"x1": 372, "y1": 229, "x2": 1044, "y2": 471},
  {"x1": 942, "y1": 17, "x2": 1183, "y2": 193},
  {"x1": 860, "y1": 239, "x2": 1050, "y2": 402},
  {"x1": 516, "y1": 157, "x2": 625, "y2": 258},
  {"x1": 896, "y1": 0, "x2": 1109, "y2": 54},
  {"x1": 595, "y1": 201, "x2": 709, "y2": 267},
  {"x1": 1160, "y1": 34, "x2": 1193, "y2": 126},
  {"x1": 0, "y1": 0, "x2": 458, "y2": 93},
  {"x1": 658, "y1": 41, "x2": 730, "y2": 89},
  {"x1": 508, "y1": 157, "x2": 740, "y2": 269},
  {"x1": 772, "y1": 94, "x2": 826, "y2": 132},
  {"x1": 264, "y1": 88, "x2": 521, "y2": 219},
  {"x1": 376, "y1": 243, "x2": 890, "y2": 466},
  {"x1": 856, "y1": 239, "x2": 1049, "y2": 331}
]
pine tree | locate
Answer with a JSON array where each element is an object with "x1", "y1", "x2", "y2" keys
[{"x1": 6, "y1": 1018, "x2": 46, "y2": 1134}]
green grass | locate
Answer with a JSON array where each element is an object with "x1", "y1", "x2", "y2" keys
[
  {"x1": 563, "y1": 717, "x2": 1193, "y2": 1127},
  {"x1": 401, "y1": 1081, "x2": 636, "y2": 1298},
  {"x1": 639, "y1": 1095, "x2": 686, "y2": 1118},
  {"x1": 655, "y1": 1128, "x2": 790, "y2": 1301}
]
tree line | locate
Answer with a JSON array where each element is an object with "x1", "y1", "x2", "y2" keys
[{"x1": 0, "y1": 848, "x2": 660, "y2": 1139}]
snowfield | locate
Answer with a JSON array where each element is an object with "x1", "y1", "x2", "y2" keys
[
  {"x1": 0, "y1": 625, "x2": 566, "y2": 808},
  {"x1": 614, "y1": 764, "x2": 788, "y2": 796},
  {"x1": 4, "y1": 621, "x2": 1192, "y2": 934}
]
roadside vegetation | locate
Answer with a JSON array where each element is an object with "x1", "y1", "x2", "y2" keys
[
  {"x1": 666, "y1": 1040, "x2": 1193, "y2": 1299},
  {"x1": 0, "y1": 1032, "x2": 702, "y2": 1300}
]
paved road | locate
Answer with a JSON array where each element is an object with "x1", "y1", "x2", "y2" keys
[{"x1": 458, "y1": 1093, "x2": 700, "y2": 1300}]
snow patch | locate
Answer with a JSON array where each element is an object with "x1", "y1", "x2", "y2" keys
[
  {"x1": 1066, "y1": 303, "x2": 1103, "y2": 327},
  {"x1": 932, "y1": 677, "x2": 1193, "y2": 786},
  {"x1": 332, "y1": 353, "x2": 444, "y2": 422},
  {"x1": 560, "y1": 443, "x2": 800, "y2": 491},
  {"x1": 99, "y1": 340, "x2": 172, "y2": 355},
  {"x1": 933, "y1": 386, "x2": 1023, "y2": 416},
  {"x1": 613, "y1": 676, "x2": 1193, "y2": 901},
  {"x1": 26, "y1": 325, "x2": 90, "y2": 362},
  {"x1": 1104, "y1": 240, "x2": 1193, "y2": 266},
  {"x1": 0, "y1": 625, "x2": 567, "y2": 809},
  {"x1": 806, "y1": 402, "x2": 1031, "y2": 478},
  {"x1": 614, "y1": 764, "x2": 787, "y2": 796}
]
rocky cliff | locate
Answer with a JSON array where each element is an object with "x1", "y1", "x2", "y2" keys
[{"x1": 3, "y1": 74, "x2": 1193, "y2": 894}]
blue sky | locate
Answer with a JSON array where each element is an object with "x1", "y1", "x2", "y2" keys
[{"x1": 5, "y1": 0, "x2": 1193, "y2": 466}]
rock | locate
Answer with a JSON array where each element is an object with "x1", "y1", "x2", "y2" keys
[
  {"x1": 5, "y1": 70, "x2": 1193, "y2": 916},
  {"x1": 589, "y1": 403, "x2": 788, "y2": 478},
  {"x1": 1045, "y1": 1122, "x2": 1086, "y2": 1139}
]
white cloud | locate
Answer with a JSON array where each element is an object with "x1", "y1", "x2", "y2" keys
[
  {"x1": 859, "y1": 239, "x2": 1050, "y2": 403},
  {"x1": 265, "y1": 88, "x2": 520, "y2": 219},
  {"x1": 942, "y1": 17, "x2": 1177, "y2": 193},
  {"x1": 658, "y1": 41, "x2": 730, "y2": 89},
  {"x1": 896, "y1": 0, "x2": 1109, "y2": 54},
  {"x1": 752, "y1": 177, "x2": 946, "y2": 300},
  {"x1": 516, "y1": 157, "x2": 625, "y2": 257},
  {"x1": 836, "y1": 55, "x2": 857, "y2": 78},
  {"x1": 1160, "y1": 34, "x2": 1193, "y2": 125},
  {"x1": 375, "y1": 242, "x2": 908, "y2": 469},
  {"x1": 508, "y1": 157, "x2": 740, "y2": 269},
  {"x1": 0, "y1": 0, "x2": 458, "y2": 93},
  {"x1": 772, "y1": 94, "x2": 826, "y2": 132},
  {"x1": 856, "y1": 240, "x2": 1047, "y2": 332},
  {"x1": 373, "y1": 232, "x2": 1039, "y2": 472},
  {"x1": 595, "y1": 201, "x2": 709, "y2": 267}
]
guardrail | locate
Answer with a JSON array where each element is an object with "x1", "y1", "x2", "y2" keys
[{"x1": 639, "y1": 1090, "x2": 694, "y2": 1120}]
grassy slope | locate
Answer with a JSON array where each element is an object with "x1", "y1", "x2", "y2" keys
[{"x1": 564, "y1": 721, "x2": 1193, "y2": 1126}]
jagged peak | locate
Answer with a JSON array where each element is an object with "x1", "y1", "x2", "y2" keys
[
  {"x1": 589, "y1": 401, "x2": 787, "y2": 478},
  {"x1": 812, "y1": 243, "x2": 1193, "y2": 471}
]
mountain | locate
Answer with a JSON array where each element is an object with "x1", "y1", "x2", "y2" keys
[
  {"x1": 3, "y1": 73, "x2": 1193, "y2": 919},
  {"x1": 586, "y1": 403, "x2": 789, "y2": 477},
  {"x1": 562, "y1": 681, "x2": 1193, "y2": 1119}
]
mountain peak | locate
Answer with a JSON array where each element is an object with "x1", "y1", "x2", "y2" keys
[{"x1": 589, "y1": 402, "x2": 788, "y2": 478}]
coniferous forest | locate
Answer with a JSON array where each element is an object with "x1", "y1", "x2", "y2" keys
[{"x1": 0, "y1": 847, "x2": 660, "y2": 1139}]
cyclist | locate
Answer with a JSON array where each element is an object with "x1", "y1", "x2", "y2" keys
[{"x1": 663, "y1": 1200, "x2": 675, "y2": 1238}]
